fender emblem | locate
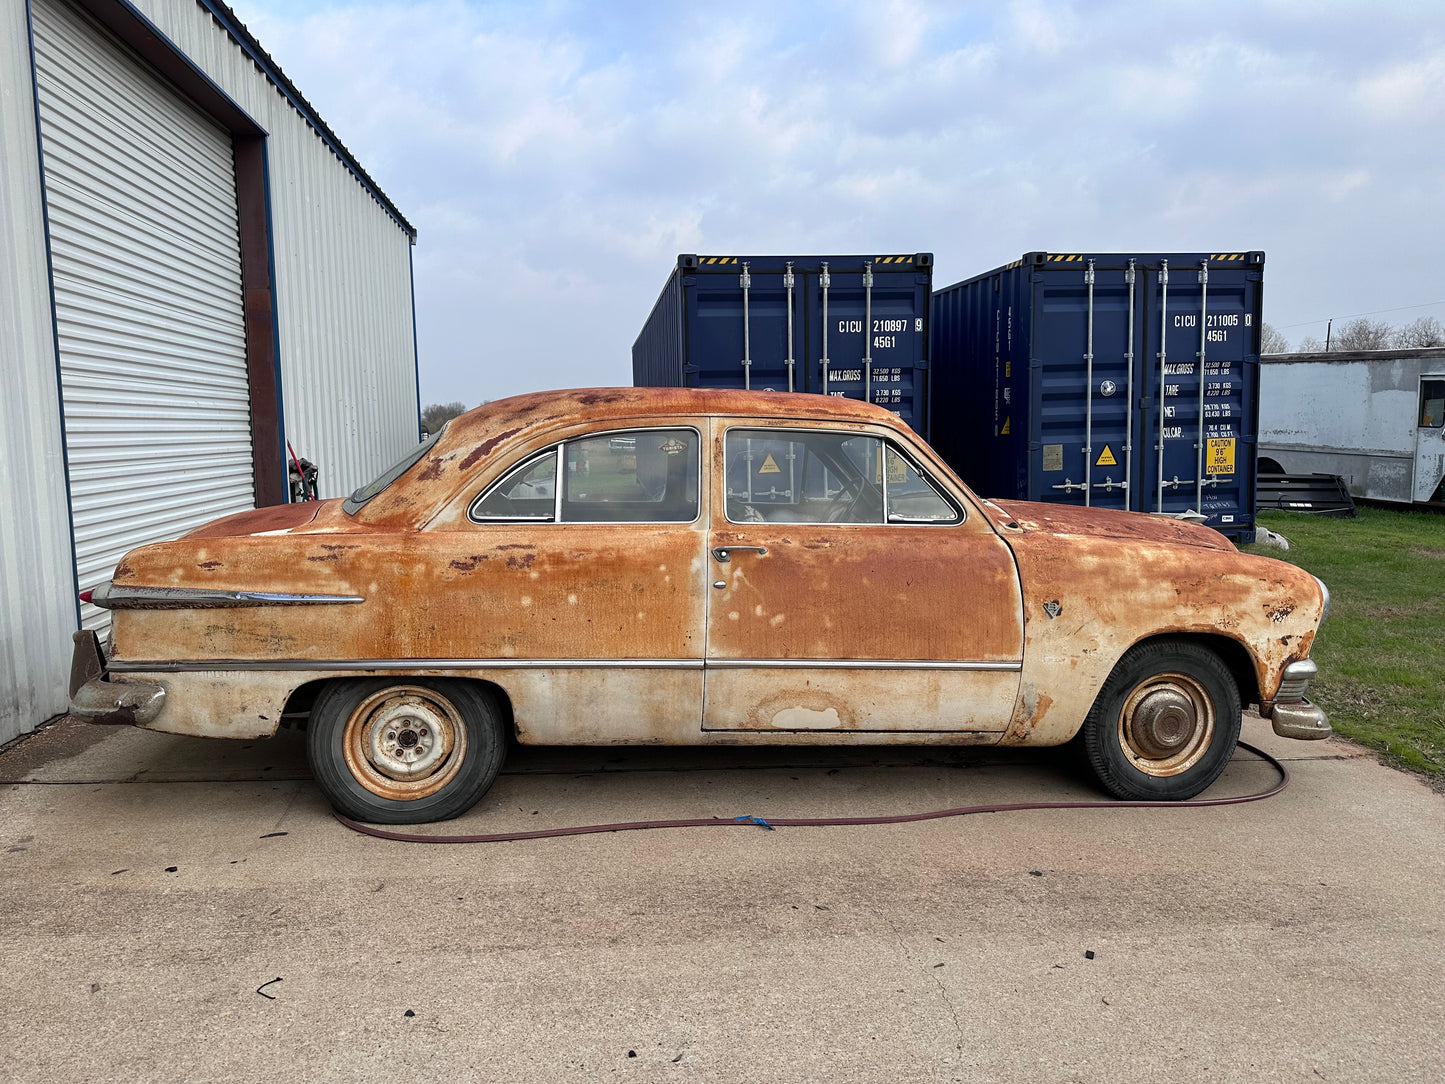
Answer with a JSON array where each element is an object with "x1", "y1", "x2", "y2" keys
[{"x1": 1042, "y1": 600, "x2": 1062, "y2": 619}]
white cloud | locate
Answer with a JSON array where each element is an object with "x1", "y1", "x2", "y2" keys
[{"x1": 227, "y1": 0, "x2": 1445, "y2": 403}]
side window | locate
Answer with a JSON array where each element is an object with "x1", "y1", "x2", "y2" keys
[
  {"x1": 562, "y1": 429, "x2": 700, "y2": 523},
  {"x1": 725, "y1": 430, "x2": 883, "y2": 524},
  {"x1": 470, "y1": 450, "x2": 558, "y2": 521},
  {"x1": 884, "y1": 446, "x2": 959, "y2": 523},
  {"x1": 1421, "y1": 380, "x2": 1445, "y2": 428},
  {"x1": 724, "y1": 430, "x2": 959, "y2": 525}
]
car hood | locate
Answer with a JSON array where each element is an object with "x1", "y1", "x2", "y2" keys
[
  {"x1": 992, "y1": 500, "x2": 1235, "y2": 551},
  {"x1": 181, "y1": 500, "x2": 330, "y2": 539}
]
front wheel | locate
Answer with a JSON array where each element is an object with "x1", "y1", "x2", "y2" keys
[
  {"x1": 1080, "y1": 640, "x2": 1242, "y2": 801},
  {"x1": 307, "y1": 678, "x2": 506, "y2": 823}
]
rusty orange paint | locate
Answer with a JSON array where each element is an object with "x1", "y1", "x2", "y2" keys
[{"x1": 97, "y1": 388, "x2": 1327, "y2": 752}]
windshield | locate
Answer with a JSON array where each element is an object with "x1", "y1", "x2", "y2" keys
[{"x1": 342, "y1": 424, "x2": 447, "y2": 514}]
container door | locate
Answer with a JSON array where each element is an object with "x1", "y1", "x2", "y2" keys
[
  {"x1": 804, "y1": 262, "x2": 931, "y2": 435},
  {"x1": 1029, "y1": 260, "x2": 1139, "y2": 511},
  {"x1": 684, "y1": 260, "x2": 805, "y2": 393},
  {"x1": 1415, "y1": 376, "x2": 1445, "y2": 502},
  {"x1": 1137, "y1": 259, "x2": 1260, "y2": 535}
]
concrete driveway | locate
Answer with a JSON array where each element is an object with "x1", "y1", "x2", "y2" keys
[{"x1": 1, "y1": 715, "x2": 1441, "y2": 1083}]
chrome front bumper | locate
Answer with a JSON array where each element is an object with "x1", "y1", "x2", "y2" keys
[
  {"x1": 1263, "y1": 659, "x2": 1332, "y2": 740},
  {"x1": 1270, "y1": 699, "x2": 1331, "y2": 740},
  {"x1": 68, "y1": 630, "x2": 166, "y2": 726}
]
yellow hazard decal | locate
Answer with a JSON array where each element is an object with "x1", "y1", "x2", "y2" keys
[
  {"x1": 1206, "y1": 438, "x2": 1235, "y2": 475},
  {"x1": 1000, "y1": 417, "x2": 1011, "y2": 436},
  {"x1": 758, "y1": 453, "x2": 782, "y2": 474},
  {"x1": 1096, "y1": 445, "x2": 1117, "y2": 467},
  {"x1": 700, "y1": 257, "x2": 739, "y2": 265},
  {"x1": 874, "y1": 256, "x2": 913, "y2": 264}
]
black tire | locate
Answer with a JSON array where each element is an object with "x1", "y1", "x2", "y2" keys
[
  {"x1": 1080, "y1": 639, "x2": 1242, "y2": 801},
  {"x1": 306, "y1": 678, "x2": 506, "y2": 824}
]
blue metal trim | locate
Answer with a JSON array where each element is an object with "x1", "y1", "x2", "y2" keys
[
  {"x1": 198, "y1": 0, "x2": 416, "y2": 239},
  {"x1": 24, "y1": 0, "x2": 83, "y2": 625},
  {"x1": 408, "y1": 242, "x2": 422, "y2": 437},
  {"x1": 260, "y1": 139, "x2": 289, "y2": 501}
]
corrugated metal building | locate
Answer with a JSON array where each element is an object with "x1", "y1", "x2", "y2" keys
[{"x1": 0, "y1": 0, "x2": 420, "y2": 745}]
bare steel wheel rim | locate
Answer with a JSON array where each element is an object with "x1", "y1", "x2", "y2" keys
[
  {"x1": 342, "y1": 687, "x2": 467, "y2": 801},
  {"x1": 1116, "y1": 671, "x2": 1216, "y2": 777}
]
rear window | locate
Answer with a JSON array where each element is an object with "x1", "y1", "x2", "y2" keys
[{"x1": 343, "y1": 424, "x2": 447, "y2": 514}]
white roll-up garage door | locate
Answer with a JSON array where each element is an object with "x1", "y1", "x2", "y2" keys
[{"x1": 31, "y1": 0, "x2": 256, "y2": 629}]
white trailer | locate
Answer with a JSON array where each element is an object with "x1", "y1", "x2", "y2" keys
[{"x1": 1258, "y1": 348, "x2": 1445, "y2": 506}]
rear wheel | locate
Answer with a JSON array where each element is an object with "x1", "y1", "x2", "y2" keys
[
  {"x1": 307, "y1": 678, "x2": 506, "y2": 823},
  {"x1": 1080, "y1": 640, "x2": 1242, "y2": 801}
]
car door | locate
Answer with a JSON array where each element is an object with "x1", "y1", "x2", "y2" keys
[
  {"x1": 702, "y1": 419, "x2": 1024, "y2": 734},
  {"x1": 428, "y1": 424, "x2": 710, "y2": 744}
]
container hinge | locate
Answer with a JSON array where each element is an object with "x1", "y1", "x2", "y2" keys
[{"x1": 1051, "y1": 478, "x2": 1088, "y2": 493}]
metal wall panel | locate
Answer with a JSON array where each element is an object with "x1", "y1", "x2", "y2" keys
[
  {"x1": 133, "y1": 0, "x2": 420, "y2": 500},
  {"x1": 32, "y1": 0, "x2": 255, "y2": 628},
  {"x1": 0, "y1": 0, "x2": 79, "y2": 743}
]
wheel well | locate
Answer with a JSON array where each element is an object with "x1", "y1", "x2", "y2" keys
[
  {"x1": 1129, "y1": 633, "x2": 1261, "y2": 708},
  {"x1": 1257, "y1": 456, "x2": 1285, "y2": 475},
  {"x1": 279, "y1": 676, "x2": 518, "y2": 736}
]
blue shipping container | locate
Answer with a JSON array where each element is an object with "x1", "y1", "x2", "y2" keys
[
  {"x1": 633, "y1": 254, "x2": 934, "y2": 436},
  {"x1": 931, "y1": 251, "x2": 1263, "y2": 541}
]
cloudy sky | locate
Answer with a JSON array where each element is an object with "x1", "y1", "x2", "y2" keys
[{"x1": 228, "y1": 0, "x2": 1445, "y2": 407}]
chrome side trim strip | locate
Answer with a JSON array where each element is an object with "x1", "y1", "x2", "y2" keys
[
  {"x1": 92, "y1": 584, "x2": 364, "y2": 610},
  {"x1": 109, "y1": 658, "x2": 708, "y2": 673},
  {"x1": 707, "y1": 659, "x2": 1022, "y2": 671},
  {"x1": 108, "y1": 657, "x2": 1023, "y2": 674}
]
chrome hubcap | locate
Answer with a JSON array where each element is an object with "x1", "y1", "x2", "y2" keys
[{"x1": 1118, "y1": 672, "x2": 1215, "y2": 777}]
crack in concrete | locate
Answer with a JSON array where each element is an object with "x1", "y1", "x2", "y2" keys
[{"x1": 883, "y1": 915, "x2": 965, "y2": 1082}]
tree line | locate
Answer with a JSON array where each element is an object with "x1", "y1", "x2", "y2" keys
[
  {"x1": 1262, "y1": 315, "x2": 1445, "y2": 354},
  {"x1": 421, "y1": 401, "x2": 470, "y2": 435}
]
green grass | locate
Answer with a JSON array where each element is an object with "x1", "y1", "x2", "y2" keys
[{"x1": 1242, "y1": 507, "x2": 1445, "y2": 780}]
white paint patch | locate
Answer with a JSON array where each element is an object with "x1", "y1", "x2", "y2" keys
[
  {"x1": 769, "y1": 614, "x2": 786, "y2": 628},
  {"x1": 771, "y1": 706, "x2": 842, "y2": 729},
  {"x1": 728, "y1": 611, "x2": 739, "y2": 621},
  {"x1": 567, "y1": 593, "x2": 577, "y2": 604},
  {"x1": 519, "y1": 596, "x2": 532, "y2": 607},
  {"x1": 754, "y1": 604, "x2": 765, "y2": 617}
]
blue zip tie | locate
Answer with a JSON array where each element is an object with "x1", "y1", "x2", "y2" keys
[{"x1": 734, "y1": 815, "x2": 774, "y2": 830}]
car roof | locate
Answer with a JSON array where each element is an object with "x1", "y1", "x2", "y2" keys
[{"x1": 358, "y1": 387, "x2": 914, "y2": 525}]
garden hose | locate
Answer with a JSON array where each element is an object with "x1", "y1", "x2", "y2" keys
[{"x1": 331, "y1": 740, "x2": 1289, "y2": 845}]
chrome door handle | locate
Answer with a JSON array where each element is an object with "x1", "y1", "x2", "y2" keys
[{"x1": 711, "y1": 546, "x2": 768, "y2": 563}]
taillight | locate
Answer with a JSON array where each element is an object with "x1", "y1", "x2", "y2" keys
[{"x1": 78, "y1": 590, "x2": 93, "y2": 604}]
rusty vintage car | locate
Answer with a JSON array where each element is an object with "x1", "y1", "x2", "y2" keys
[{"x1": 69, "y1": 388, "x2": 1331, "y2": 822}]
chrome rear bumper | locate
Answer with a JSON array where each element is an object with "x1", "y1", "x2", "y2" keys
[{"x1": 68, "y1": 629, "x2": 166, "y2": 726}]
